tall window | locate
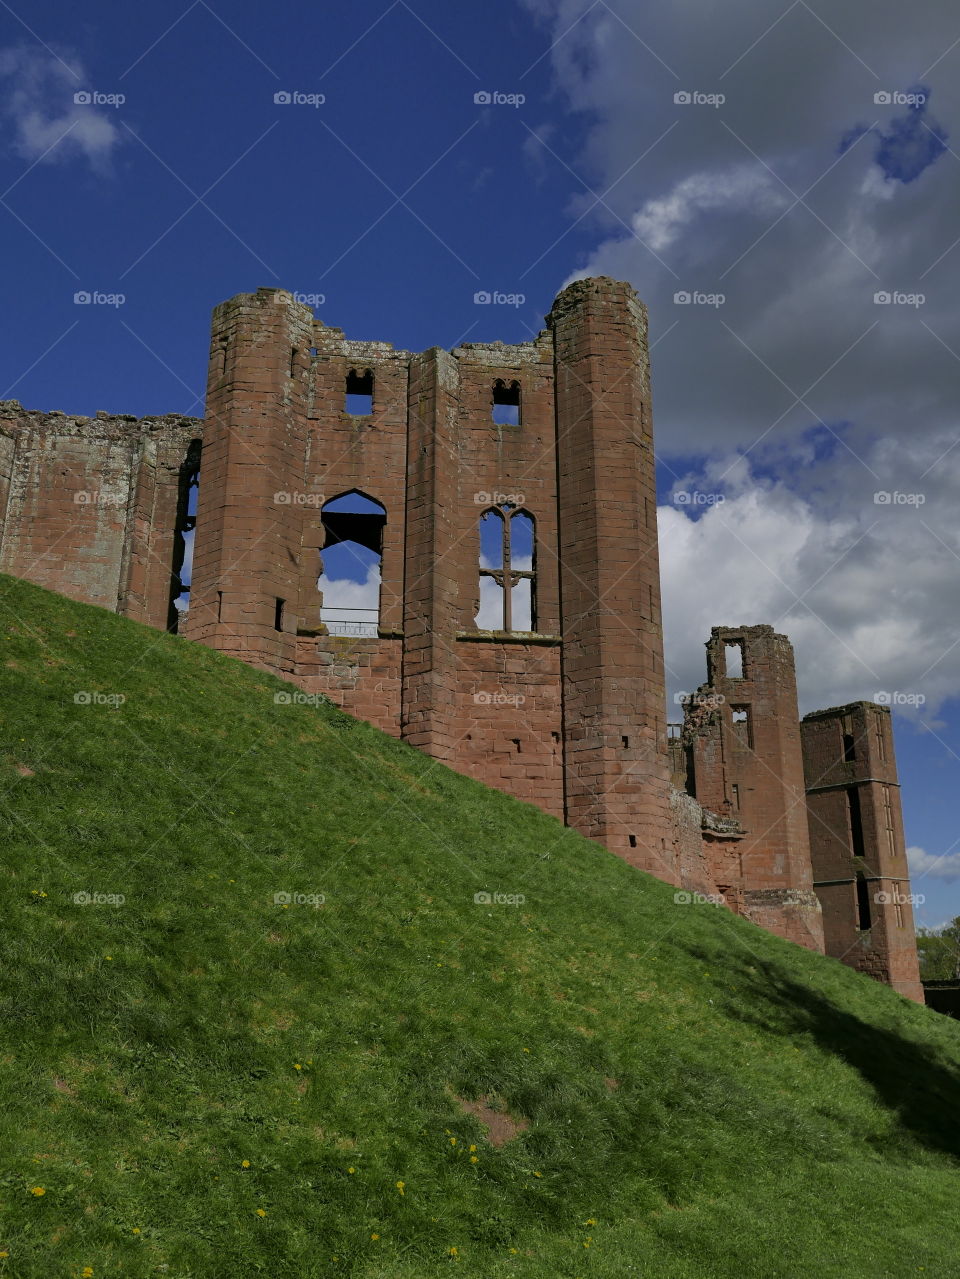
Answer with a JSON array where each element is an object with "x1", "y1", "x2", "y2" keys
[
  {"x1": 168, "y1": 441, "x2": 201, "y2": 632},
  {"x1": 492, "y1": 379, "x2": 521, "y2": 426},
  {"x1": 475, "y1": 505, "x2": 535, "y2": 631},
  {"x1": 345, "y1": 368, "x2": 374, "y2": 416},
  {"x1": 318, "y1": 491, "x2": 385, "y2": 637}
]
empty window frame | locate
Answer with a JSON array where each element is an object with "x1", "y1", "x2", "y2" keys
[
  {"x1": 167, "y1": 441, "x2": 201, "y2": 633},
  {"x1": 724, "y1": 640, "x2": 744, "y2": 678},
  {"x1": 475, "y1": 506, "x2": 535, "y2": 631},
  {"x1": 491, "y1": 379, "x2": 521, "y2": 426},
  {"x1": 856, "y1": 872, "x2": 872, "y2": 931},
  {"x1": 731, "y1": 705, "x2": 752, "y2": 748},
  {"x1": 345, "y1": 368, "x2": 374, "y2": 416},
  {"x1": 318, "y1": 491, "x2": 386, "y2": 636},
  {"x1": 841, "y1": 712, "x2": 856, "y2": 762},
  {"x1": 846, "y1": 786, "x2": 866, "y2": 861}
]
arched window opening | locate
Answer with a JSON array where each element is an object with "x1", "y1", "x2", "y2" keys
[
  {"x1": 492, "y1": 379, "x2": 521, "y2": 426},
  {"x1": 167, "y1": 440, "x2": 202, "y2": 632},
  {"x1": 319, "y1": 491, "x2": 385, "y2": 637},
  {"x1": 345, "y1": 368, "x2": 374, "y2": 416},
  {"x1": 475, "y1": 505, "x2": 535, "y2": 632}
]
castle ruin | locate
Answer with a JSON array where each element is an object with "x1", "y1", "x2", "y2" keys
[{"x1": 0, "y1": 277, "x2": 924, "y2": 1001}]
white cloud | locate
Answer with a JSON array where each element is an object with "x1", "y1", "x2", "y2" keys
[
  {"x1": 318, "y1": 563, "x2": 381, "y2": 621},
  {"x1": 0, "y1": 46, "x2": 122, "y2": 170},
  {"x1": 524, "y1": 0, "x2": 960, "y2": 714},
  {"x1": 629, "y1": 165, "x2": 788, "y2": 254},
  {"x1": 658, "y1": 445, "x2": 960, "y2": 717},
  {"x1": 908, "y1": 846, "x2": 960, "y2": 883}
]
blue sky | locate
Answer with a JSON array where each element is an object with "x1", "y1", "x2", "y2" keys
[{"x1": 3, "y1": 0, "x2": 960, "y2": 928}]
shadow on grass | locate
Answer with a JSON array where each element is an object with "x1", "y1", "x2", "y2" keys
[{"x1": 687, "y1": 934, "x2": 960, "y2": 1162}]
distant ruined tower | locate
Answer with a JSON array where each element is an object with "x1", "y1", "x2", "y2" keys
[
  {"x1": 679, "y1": 626, "x2": 825, "y2": 952},
  {"x1": 802, "y1": 703, "x2": 924, "y2": 1001}
]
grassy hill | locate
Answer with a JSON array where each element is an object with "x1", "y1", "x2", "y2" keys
[{"x1": 0, "y1": 573, "x2": 958, "y2": 1279}]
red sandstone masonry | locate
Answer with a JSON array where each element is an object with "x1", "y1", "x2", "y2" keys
[
  {"x1": 0, "y1": 401, "x2": 200, "y2": 627},
  {"x1": 802, "y1": 703, "x2": 923, "y2": 1001},
  {"x1": 682, "y1": 626, "x2": 824, "y2": 951},
  {"x1": 550, "y1": 280, "x2": 674, "y2": 881}
]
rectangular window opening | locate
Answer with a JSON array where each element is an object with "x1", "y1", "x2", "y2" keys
[
  {"x1": 622, "y1": 735, "x2": 630, "y2": 749},
  {"x1": 725, "y1": 640, "x2": 744, "y2": 679},
  {"x1": 841, "y1": 713, "x2": 856, "y2": 762},
  {"x1": 216, "y1": 590, "x2": 223, "y2": 623},
  {"x1": 274, "y1": 598, "x2": 285, "y2": 633},
  {"x1": 492, "y1": 380, "x2": 521, "y2": 426},
  {"x1": 847, "y1": 787, "x2": 866, "y2": 860},
  {"x1": 628, "y1": 834, "x2": 637, "y2": 849},
  {"x1": 856, "y1": 873, "x2": 872, "y2": 931},
  {"x1": 345, "y1": 368, "x2": 374, "y2": 416},
  {"x1": 731, "y1": 705, "x2": 752, "y2": 748}
]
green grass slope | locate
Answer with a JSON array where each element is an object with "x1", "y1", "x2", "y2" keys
[{"x1": 0, "y1": 574, "x2": 958, "y2": 1279}]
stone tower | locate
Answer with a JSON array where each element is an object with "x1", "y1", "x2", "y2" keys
[
  {"x1": 680, "y1": 626, "x2": 825, "y2": 951},
  {"x1": 182, "y1": 278, "x2": 675, "y2": 880},
  {"x1": 802, "y1": 703, "x2": 924, "y2": 1001}
]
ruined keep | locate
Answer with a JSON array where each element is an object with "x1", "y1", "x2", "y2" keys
[{"x1": 0, "y1": 277, "x2": 924, "y2": 1001}]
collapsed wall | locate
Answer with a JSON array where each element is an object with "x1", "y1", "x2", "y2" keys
[{"x1": 0, "y1": 401, "x2": 200, "y2": 630}]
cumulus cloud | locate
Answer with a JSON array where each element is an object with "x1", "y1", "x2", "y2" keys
[
  {"x1": 658, "y1": 441, "x2": 960, "y2": 718},
  {"x1": 630, "y1": 164, "x2": 789, "y2": 254},
  {"x1": 908, "y1": 846, "x2": 960, "y2": 883},
  {"x1": 318, "y1": 560, "x2": 381, "y2": 632},
  {"x1": 0, "y1": 46, "x2": 122, "y2": 170},
  {"x1": 522, "y1": 0, "x2": 960, "y2": 719}
]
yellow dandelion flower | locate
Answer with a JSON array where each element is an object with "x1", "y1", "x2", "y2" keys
[
  {"x1": 370, "y1": 1233, "x2": 380, "y2": 1241},
  {"x1": 509, "y1": 1248, "x2": 518, "y2": 1255},
  {"x1": 449, "y1": 1247, "x2": 458, "y2": 1256},
  {"x1": 83, "y1": 1269, "x2": 94, "y2": 1277},
  {"x1": 585, "y1": 1218, "x2": 596, "y2": 1226},
  {"x1": 241, "y1": 1159, "x2": 250, "y2": 1168},
  {"x1": 449, "y1": 1137, "x2": 457, "y2": 1146},
  {"x1": 0, "y1": 1251, "x2": 8, "y2": 1258},
  {"x1": 347, "y1": 1166, "x2": 355, "y2": 1174},
  {"x1": 255, "y1": 1208, "x2": 266, "y2": 1217},
  {"x1": 293, "y1": 1063, "x2": 302, "y2": 1071},
  {"x1": 132, "y1": 1227, "x2": 141, "y2": 1234},
  {"x1": 396, "y1": 1181, "x2": 405, "y2": 1195},
  {"x1": 469, "y1": 1144, "x2": 477, "y2": 1152},
  {"x1": 522, "y1": 1047, "x2": 530, "y2": 1053},
  {"x1": 29, "y1": 1186, "x2": 45, "y2": 1196},
  {"x1": 469, "y1": 1155, "x2": 478, "y2": 1164},
  {"x1": 532, "y1": 1171, "x2": 542, "y2": 1178}
]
